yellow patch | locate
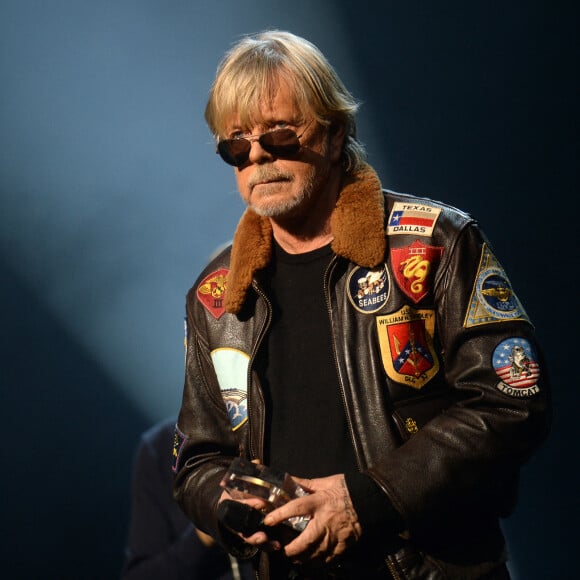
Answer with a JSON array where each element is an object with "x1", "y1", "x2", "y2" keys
[{"x1": 376, "y1": 305, "x2": 440, "y2": 389}]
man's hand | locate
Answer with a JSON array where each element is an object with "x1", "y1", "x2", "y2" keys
[
  {"x1": 217, "y1": 490, "x2": 278, "y2": 549},
  {"x1": 261, "y1": 473, "x2": 362, "y2": 565}
]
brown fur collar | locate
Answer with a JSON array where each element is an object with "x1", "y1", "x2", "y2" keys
[{"x1": 225, "y1": 164, "x2": 386, "y2": 314}]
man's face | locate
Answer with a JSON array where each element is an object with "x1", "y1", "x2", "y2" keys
[{"x1": 223, "y1": 82, "x2": 343, "y2": 220}]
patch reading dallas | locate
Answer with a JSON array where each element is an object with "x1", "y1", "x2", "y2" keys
[{"x1": 387, "y1": 202, "x2": 442, "y2": 237}]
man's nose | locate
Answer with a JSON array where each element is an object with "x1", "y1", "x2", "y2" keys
[{"x1": 247, "y1": 137, "x2": 274, "y2": 164}]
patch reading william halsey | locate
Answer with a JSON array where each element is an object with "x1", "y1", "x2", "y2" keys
[{"x1": 376, "y1": 305, "x2": 440, "y2": 389}]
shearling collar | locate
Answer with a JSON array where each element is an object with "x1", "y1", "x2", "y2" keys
[{"x1": 225, "y1": 163, "x2": 386, "y2": 313}]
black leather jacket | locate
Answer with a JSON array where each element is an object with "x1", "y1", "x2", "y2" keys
[{"x1": 174, "y1": 165, "x2": 550, "y2": 579}]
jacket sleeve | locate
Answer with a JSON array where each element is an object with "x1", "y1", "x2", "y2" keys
[
  {"x1": 374, "y1": 223, "x2": 550, "y2": 532},
  {"x1": 122, "y1": 423, "x2": 234, "y2": 579},
  {"x1": 172, "y1": 286, "x2": 256, "y2": 558}
]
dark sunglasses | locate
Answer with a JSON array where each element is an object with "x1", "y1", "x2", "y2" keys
[{"x1": 216, "y1": 123, "x2": 312, "y2": 167}]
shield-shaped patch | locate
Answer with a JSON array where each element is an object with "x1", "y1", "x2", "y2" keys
[
  {"x1": 197, "y1": 268, "x2": 228, "y2": 319},
  {"x1": 376, "y1": 305, "x2": 439, "y2": 389},
  {"x1": 390, "y1": 239, "x2": 444, "y2": 303}
]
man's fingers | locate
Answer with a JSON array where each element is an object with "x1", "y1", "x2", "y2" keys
[
  {"x1": 244, "y1": 530, "x2": 268, "y2": 544},
  {"x1": 263, "y1": 497, "x2": 310, "y2": 527},
  {"x1": 243, "y1": 530, "x2": 282, "y2": 552},
  {"x1": 240, "y1": 496, "x2": 270, "y2": 510},
  {"x1": 263, "y1": 505, "x2": 290, "y2": 527}
]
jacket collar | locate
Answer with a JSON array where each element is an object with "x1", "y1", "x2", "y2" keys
[{"x1": 225, "y1": 163, "x2": 386, "y2": 313}]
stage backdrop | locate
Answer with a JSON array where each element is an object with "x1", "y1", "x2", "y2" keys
[{"x1": 1, "y1": 1, "x2": 576, "y2": 577}]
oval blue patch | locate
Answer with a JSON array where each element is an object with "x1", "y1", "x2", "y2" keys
[
  {"x1": 492, "y1": 337, "x2": 541, "y2": 397},
  {"x1": 347, "y1": 265, "x2": 390, "y2": 313}
]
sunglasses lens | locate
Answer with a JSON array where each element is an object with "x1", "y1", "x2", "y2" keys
[
  {"x1": 217, "y1": 139, "x2": 251, "y2": 166},
  {"x1": 216, "y1": 128, "x2": 302, "y2": 166},
  {"x1": 260, "y1": 129, "x2": 300, "y2": 155}
]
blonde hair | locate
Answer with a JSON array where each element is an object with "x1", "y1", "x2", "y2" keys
[{"x1": 205, "y1": 30, "x2": 366, "y2": 173}]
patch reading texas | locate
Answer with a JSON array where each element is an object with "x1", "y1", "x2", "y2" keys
[
  {"x1": 347, "y1": 265, "x2": 390, "y2": 313},
  {"x1": 197, "y1": 268, "x2": 228, "y2": 319},
  {"x1": 376, "y1": 305, "x2": 440, "y2": 389},
  {"x1": 492, "y1": 337, "x2": 540, "y2": 397},
  {"x1": 387, "y1": 202, "x2": 442, "y2": 237},
  {"x1": 211, "y1": 348, "x2": 249, "y2": 431},
  {"x1": 391, "y1": 240, "x2": 444, "y2": 303},
  {"x1": 464, "y1": 245, "x2": 529, "y2": 328},
  {"x1": 172, "y1": 425, "x2": 187, "y2": 473}
]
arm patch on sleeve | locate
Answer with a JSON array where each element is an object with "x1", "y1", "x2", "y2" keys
[
  {"x1": 464, "y1": 244, "x2": 530, "y2": 327},
  {"x1": 172, "y1": 424, "x2": 188, "y2": 473},
  {"x1": 493, "y1": 337, "x2": 541, "y2": 397}
]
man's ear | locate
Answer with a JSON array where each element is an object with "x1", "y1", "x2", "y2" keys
[{"x1": 328, "y1": 122, "x2": 347, "y2": 163}]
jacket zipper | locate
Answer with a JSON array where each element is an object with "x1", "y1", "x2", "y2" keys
[
  {"x1": 247, "y1": 280, "x2": 272, "y2": 461},
  {"x1": 386, "y1": 557, "x2": 402, "y2": 580},
  {"x1": 325, "y1": 259, "x2": 407, "y2": 580},
  {"x1": 323, "y1": 256, "x2": 364, "y2": 472}
]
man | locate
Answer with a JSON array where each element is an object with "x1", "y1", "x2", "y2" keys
[{"x1": 173, "y1": 31, "x2": 550, "y2": 579}]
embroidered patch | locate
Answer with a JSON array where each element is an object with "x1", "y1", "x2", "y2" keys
[
  {"x1": 347, "y1": 265, "x2": 390, "y2": 313},
  {"x1": 391, "y1": 239, "x2": 444, "y2": 303},
  {"x1": 197, "y1": 269, "x2": 228, "y2": 320},
  {"x1": 211, "y1": 348, "x2": 249, "y2": 431},
  {"x1": 464, "y1": 245, "x2": 529, "y2": 327},
  {"x1": 387, "y1": 202, "x2": 442, "y2": 237},
  {"x1": 376, "y1": 305, "x2": 440, "y2": 389},
  {"x1": 493, "y1": 337, "x2": 541, "y2": 397},
  {"x1": 172, "y1": 425, "x2": 187, "y2": 473},
  {"x1": 183, "y1": 317, "x2": 188, "y2": 363}
]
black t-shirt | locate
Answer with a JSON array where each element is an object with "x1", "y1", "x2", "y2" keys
[
  {"x1": 255, "y1": 241, "x2": 404, "y2": 577},
  {"x1": 257, "y1": 240, "x2": 359, "y2": 478}
]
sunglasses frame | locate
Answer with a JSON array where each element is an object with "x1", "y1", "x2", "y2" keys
[{"x1": 216, "y1": 122, "x2": 312, "y2": 167}]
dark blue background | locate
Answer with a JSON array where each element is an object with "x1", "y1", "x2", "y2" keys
[{"x1": 1, "y1": 1, "x2": 576, "y2": 577}]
